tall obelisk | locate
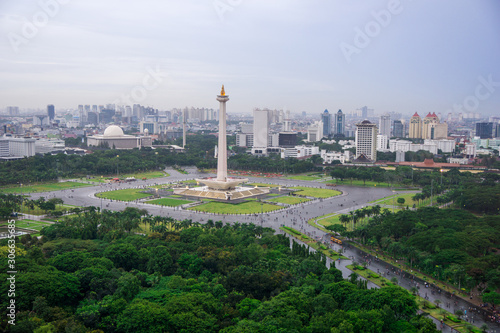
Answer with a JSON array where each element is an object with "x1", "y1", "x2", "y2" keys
[{"x1": 216, "y1": 85, "x2": 229, "y2": 182}]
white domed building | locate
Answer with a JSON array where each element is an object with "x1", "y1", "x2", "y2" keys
[{"x1": 87, "y1": 125, "x2": 152, "y2": 149}]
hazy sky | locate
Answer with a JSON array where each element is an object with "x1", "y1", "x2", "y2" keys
[{"x1": 1, "y1": 0, "x2": 499, "y2": 116}]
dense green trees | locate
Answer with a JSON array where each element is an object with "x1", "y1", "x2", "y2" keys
[
  {"x1": 350, "y1": 207, "x2": 500, "y2": 293},
  {"x1": 0, "y1": 210, "x2": 439, "y2": 332}
]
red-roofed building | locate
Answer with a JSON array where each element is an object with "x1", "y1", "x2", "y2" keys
[
  {"x1": 409, "y1": 113, "x2": 422, "y2": 139},
  {"x1": 377, "y1": 158, "x2": 487, "y2": 171}
]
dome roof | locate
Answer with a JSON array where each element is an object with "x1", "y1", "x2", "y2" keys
[{"x1": 103, "y1": 125, "x2": 124, "y2": 137}]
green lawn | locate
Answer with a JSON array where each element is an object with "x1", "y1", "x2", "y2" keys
[
  {"x1": 20, "y1": 204, "x2": 79, "y2": 216},
  {"x1": 188, "y1": 201, "x2": 281, "y2": 214},
  {"x1": 0, "y1": 182, "x2": 90, "y2": 194},
  {"x1": 96, "y1": 188, "x2": 152, "y2": 201},
  {"x1": 370, "y1": 193, "x2": 428, "y2": 207},
  {"x1": 120, "y1": 171, "x2": 169, "y2": 179},
  {"x1": 268, "y1": 196, "x2": 310, "y2": 205},
  {"x1": 14, "y1": 220, "x2": 52, "y2": 231},
  {"x1": 290, "y1": 186, "x2": 341, "y2": 198},
  {"x1": 146, "y1": 198, "x2": 193, "y2": 207}
]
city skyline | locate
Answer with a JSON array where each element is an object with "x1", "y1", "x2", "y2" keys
[{"x1": 1, "y1": 1, "x2": 499, "y2": 115}]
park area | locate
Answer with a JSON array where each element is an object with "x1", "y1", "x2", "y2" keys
[
  {"x1": 267, "y1": 196, "x2": 310, "y2": 205},
  {"x1": 286, "y1": 173, "x2": 325, "y2": 181},
  {"x1": 95, "y1": 188, "x2": 152, "y2": 201},
  {"x1": 7, "y1": 219, "x2": 53, "y2": 236},
  {"x1": 291, "y1": 186, "x2": 341, "y2": 198},
  {"x1": 146, "y1": 198, "x2": 193, "y2": 207},
  {"x1": 0, "y1": 181, "x2": 90, "y2": 194},
  {"x1": 187, "y1": 200, "x2": 281, "y2": 214},
  {"x1": 370, "y1": 192, "x2": 428, "y2": 208}
]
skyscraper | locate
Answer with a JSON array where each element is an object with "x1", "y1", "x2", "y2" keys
[
  {"x1": 393, "y1": 120, "x2": 404, "y2": 138},
  {"x1": 360, "y1": 106, "x2": 368, "y2": 118},
  {"x1": 252, "y1": 108, "x2": 269, "y2": 154},
  {"x1": 334, "y1": 109, "x2": 345, "y2": 137},
  {"x1": 422, "y1": 112, "x2": 439, "y2": 139},
  {"x1": 379, "y1": 114, "x2": 391, "y2": 137},
  {"x1": 355, "y1": 120, "x2": 378, "y2": 161},
  {"x1": 409, "y1": 112, "x2": 422, "y2": 139},
  {"x1": 321, "y1": 109, "x2": 331, "y2": 137},
  {"x1": 475, "y1": 122, "x2": 494, "y2": 139},
  {"x1": 47, "y1": 104, "x2": 55, "y2": 121}
]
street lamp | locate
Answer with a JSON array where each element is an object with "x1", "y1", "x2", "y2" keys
[
  {"x1": 116, "y1": 155, "x2": 119, "y2": 177},
  {"x1": 440, "y1": 169, "x2": 443, "y2": 185},
  {"x1": 261, "y1": 202, "x2": 264, "y2": 225}
]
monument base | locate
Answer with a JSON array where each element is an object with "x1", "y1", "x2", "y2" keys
[{"x1": 174, "y1": 184, "x2": 270, "y2": 201}]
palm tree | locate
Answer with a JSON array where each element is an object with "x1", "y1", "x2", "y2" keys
[
  {"x1": 348, "y1": 211, "x2": 355, "y2": 230},
  {"x1": 339, "y1": 214, "x2": 350, "y2": 231},
  {"x1": 391, "y1": 277, "x2": 398, "y2": 285},
  {"x1": 371, "y1": 204, "x2": 381, "y2": 217}
]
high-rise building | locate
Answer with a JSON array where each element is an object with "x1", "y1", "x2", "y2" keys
[
  {"x1": 360, "y1": 106, "x2": 368, "y2": 118},
  {"x1": 377, "y1": 134, "x2": 388, "y2": 150},
  {"x1": 379, "y1": 114, "x2": 391, "y2": 137},
  {"x1": 422, "y1": 112, "x2": 439, "y2": 139},
  {"x1": 307, "y1": 121, "x2": 323, "y2": 142},
  {"x1": 334, "y1": 109, "x2": 345, "y2": 137},
  {"x1": 47, "y1": 105, "x2": 55, "y2": 121},
  {"x1": 355, "y1": 120, "x2": 378, "y2": 161},
  {"x1": 475, "y1": 122, "x2": 494, "y2": 139},
  {"x1": 429, "y1": 123, "x2": 448, "y2": 139},
  {"x1": 393, "y1": 120, "x2": 404, "y2": 138},
  {"x1": 6, "y1": 106, "x2": 19, "y2": 116},
  {"x1": 0, "y1": 135, "x2": 36, "y2": 157},
  {"x1": 321, "y1": 109, "x2": 331, "y2": 137},
  {"x1": 252, "y1": 108, "x2": 269, "y2": 154},
  {"x1": 409, "y1": 112, "x2": 422, "y2": 139}
]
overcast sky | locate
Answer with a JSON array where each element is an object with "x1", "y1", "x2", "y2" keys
[{"x1": 1, "y1": 0, "x2": 499, "y2": 116}]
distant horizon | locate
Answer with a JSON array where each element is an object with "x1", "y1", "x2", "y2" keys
[{"x1": 1, "y1": 1, "x2": 499, "y2": 116}]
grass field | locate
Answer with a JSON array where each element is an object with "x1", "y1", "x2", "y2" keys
[
  {"x1": 146, "y1": 198, "x2": 193, "y2": 207},
  {"x1": 0, "y1": 182, "x2": 90, "y2": 194},
  {"x1": 268, "y1": 196, "x2": 310, "y2": 205},
  {"x1": 310, "y1": 208, "x2": 402, "y2": 232},
  {"x1": 291, "y1": 186, "x2": 341, "y2": 198},
  {"x1": 188, "y1": 201, "x2": 281, "y2": 214},
  {"x1": 96, "y1": 188, "x2": 152, "y2": 201},
  {"x1": 370, "y1": 192, "x2": 429, "y2": 207},
  {"x1": 14, "y1": 220, "x2": 52, "y2": 231},
  {"x1": 20, "y1": 204, "x2": 79, "y2": 216}
]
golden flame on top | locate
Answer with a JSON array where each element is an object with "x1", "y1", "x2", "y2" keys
[{"x1": 220, "y1": 85, "x2": 225, "y2": 96}]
